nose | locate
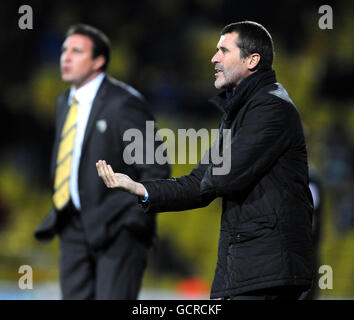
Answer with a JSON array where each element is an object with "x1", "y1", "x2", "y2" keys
[
  {"x1": 211, "y1": 52, "x2": 220, "y2": 64},
  {"x1": 61, "y1": 50, "x2": 70, "y2": 63}
]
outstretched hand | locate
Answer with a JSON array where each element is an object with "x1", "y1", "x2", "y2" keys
[{"x1": 96, "y1": 160, "x2": 146, "y2": 197}]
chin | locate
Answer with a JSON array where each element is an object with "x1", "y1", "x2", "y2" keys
[
  {"x1": 214, "y1": 81, "x2": 224, "y2": 90},
  {"x1": 61, "y1": 75, "x2": 72, "y2": 83}
]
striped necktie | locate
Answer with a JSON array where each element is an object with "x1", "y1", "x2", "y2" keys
[{"x1": 52, "y1": 96, "x2": 79, "y2": 210}]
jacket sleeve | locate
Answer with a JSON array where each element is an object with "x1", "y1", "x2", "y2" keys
[
  {"x1": 200, "y1": 99, "x2": 295, "y2": 198},
  {"x1": 142, "y1": 152, "x2": 216, "y2": 214}
]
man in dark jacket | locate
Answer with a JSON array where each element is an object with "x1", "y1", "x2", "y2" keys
[{"x1": 96, "y1": 21, "x2": 314, "y2": 300}]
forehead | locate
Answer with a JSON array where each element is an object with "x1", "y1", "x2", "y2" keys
[
  {"x1": 217, "y1": 32, "x2": 239, "y2": 49},
  {"x1": 63, "y1": 34, "x2": 93, "y2": 49}
]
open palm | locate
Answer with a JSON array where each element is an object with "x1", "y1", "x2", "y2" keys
[{"x1": 96, "y1": 160, "x2": 146, "y2": 196}]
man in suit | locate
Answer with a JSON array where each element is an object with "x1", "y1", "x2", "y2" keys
[{"x1": 35, "y1": 24, "x2": 170, "y2": 299}]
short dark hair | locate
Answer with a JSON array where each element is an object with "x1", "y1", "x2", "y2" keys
[
  {"x1": 221, "y1": 21, "x2": 274, "y2": 71},
  {"x1": 66, "y1": 24, "x2": 111, "y2": 71}
]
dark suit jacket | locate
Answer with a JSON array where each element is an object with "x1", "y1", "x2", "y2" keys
[{"x1": 35, "y1": 75, "x2": 170, "y2": 249}]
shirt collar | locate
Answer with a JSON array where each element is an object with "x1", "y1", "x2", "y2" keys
[{"x1": 69, "y1": 72, "x2": 105, "y2": 104}]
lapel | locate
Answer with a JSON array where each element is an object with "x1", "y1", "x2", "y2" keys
[
  {"x1": 51, "y1": 76, "x2": 109, "y2": 181},
  {"x1": 80, "y1": 75, "x2": 109, "y2": 158},
  {"x1": 57, "y1": 91, "x2": 71, "y2": 133},
  {"x1": 51, "y1": 90, "x2": 70, "y2": 181}
]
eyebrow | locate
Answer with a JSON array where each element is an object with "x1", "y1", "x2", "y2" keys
[
  {"x1": 216, "y1": 45, "x2": 229, "y2": 53},
  {"x1": 61, "y1": 45, "x2": 83, "y2": 52}
]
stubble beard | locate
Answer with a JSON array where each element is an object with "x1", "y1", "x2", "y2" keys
[{"x1": 214, "y1": 74, "x2": 236, "y2": 91}]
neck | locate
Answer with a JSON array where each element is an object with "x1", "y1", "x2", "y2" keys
[{"x1": 73, "y1": 71, "x2": 102, "y2": 89}]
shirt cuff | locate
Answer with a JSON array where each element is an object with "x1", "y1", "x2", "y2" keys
[{"x1": 141, "y1": 190, "x2": 149, "y2": 203}]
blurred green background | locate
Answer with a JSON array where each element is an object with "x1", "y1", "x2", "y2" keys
[{"x1": 0, "y1": 0, "x2": 353, "y2": 299}]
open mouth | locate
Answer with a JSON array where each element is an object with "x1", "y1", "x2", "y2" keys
[
  {"x1": 215, "y1": 66, "x2": 223, "y2": 76},
  {"x1": 215, "y1": 69, "x2": 223, "y2": 76},
  {"x1": 61, "y1": 66, "x2": 71, "y2": 73}
]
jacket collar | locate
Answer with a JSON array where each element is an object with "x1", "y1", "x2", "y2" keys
[
  {"x1": 209, "y1": 69, "x2": 277, "y2": 116},
  {"x1": 55, "y1": 75, "x2": 109, "y2": 159},
  {"x1": 80, "y1": 75, "x2": 109, "y2": 157}
]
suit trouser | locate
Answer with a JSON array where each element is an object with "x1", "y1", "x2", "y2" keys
[{"x1": 57, "y1": 204, "x2": 148, "y2": 300}]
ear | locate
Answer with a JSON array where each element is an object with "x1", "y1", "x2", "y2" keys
[
  {"x1": 247, "y1": 53, "x2": 261, "y2": 70},
  {"x1": 93, "y1": 55, "x2": 105, "y2": 71}
]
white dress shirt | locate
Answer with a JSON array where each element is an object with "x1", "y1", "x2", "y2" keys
[{"x1": 68, "y1": 72, "x2": 105, "y2": 210}]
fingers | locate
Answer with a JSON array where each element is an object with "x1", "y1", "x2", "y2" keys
[
  {"x1": 96, "y1": 160, "x2": 113, "y2": 188},
  {"x1": 96, "y1": 160, "x2": 107, "y2": 186},
  {"x1": 96, "y1": 160, "x2": 104, "y2": 178},
  {"x1": 106, "y1": 164, "x2": 117, "y2": 187},
  {"x1": 107, "y1": 164, "x2": 115, "y2": 176},
  {"x1": 101, "y1": 161, "x2": 111, "y2": 186}
]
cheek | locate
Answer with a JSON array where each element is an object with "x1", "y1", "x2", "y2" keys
[
  {"x1": 73, "y1": 59, "x2": 89, "y2": 74},
  {"x1": 223, "y1": 66, "x2": 235, "y2": 79},
  {"x1": 79, "y1": 58, "x2": 95, "y2": 73},
  {"x1": 60, "y1": 54, "x2": 65, "y2": 66},
  {"x1": 228, "y1": 62, "x2": 243, "y2": 77}
]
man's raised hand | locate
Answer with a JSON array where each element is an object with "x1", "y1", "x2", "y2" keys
[{"x1": 96, "y1": 160, "x2": 146, "y2": 196}]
